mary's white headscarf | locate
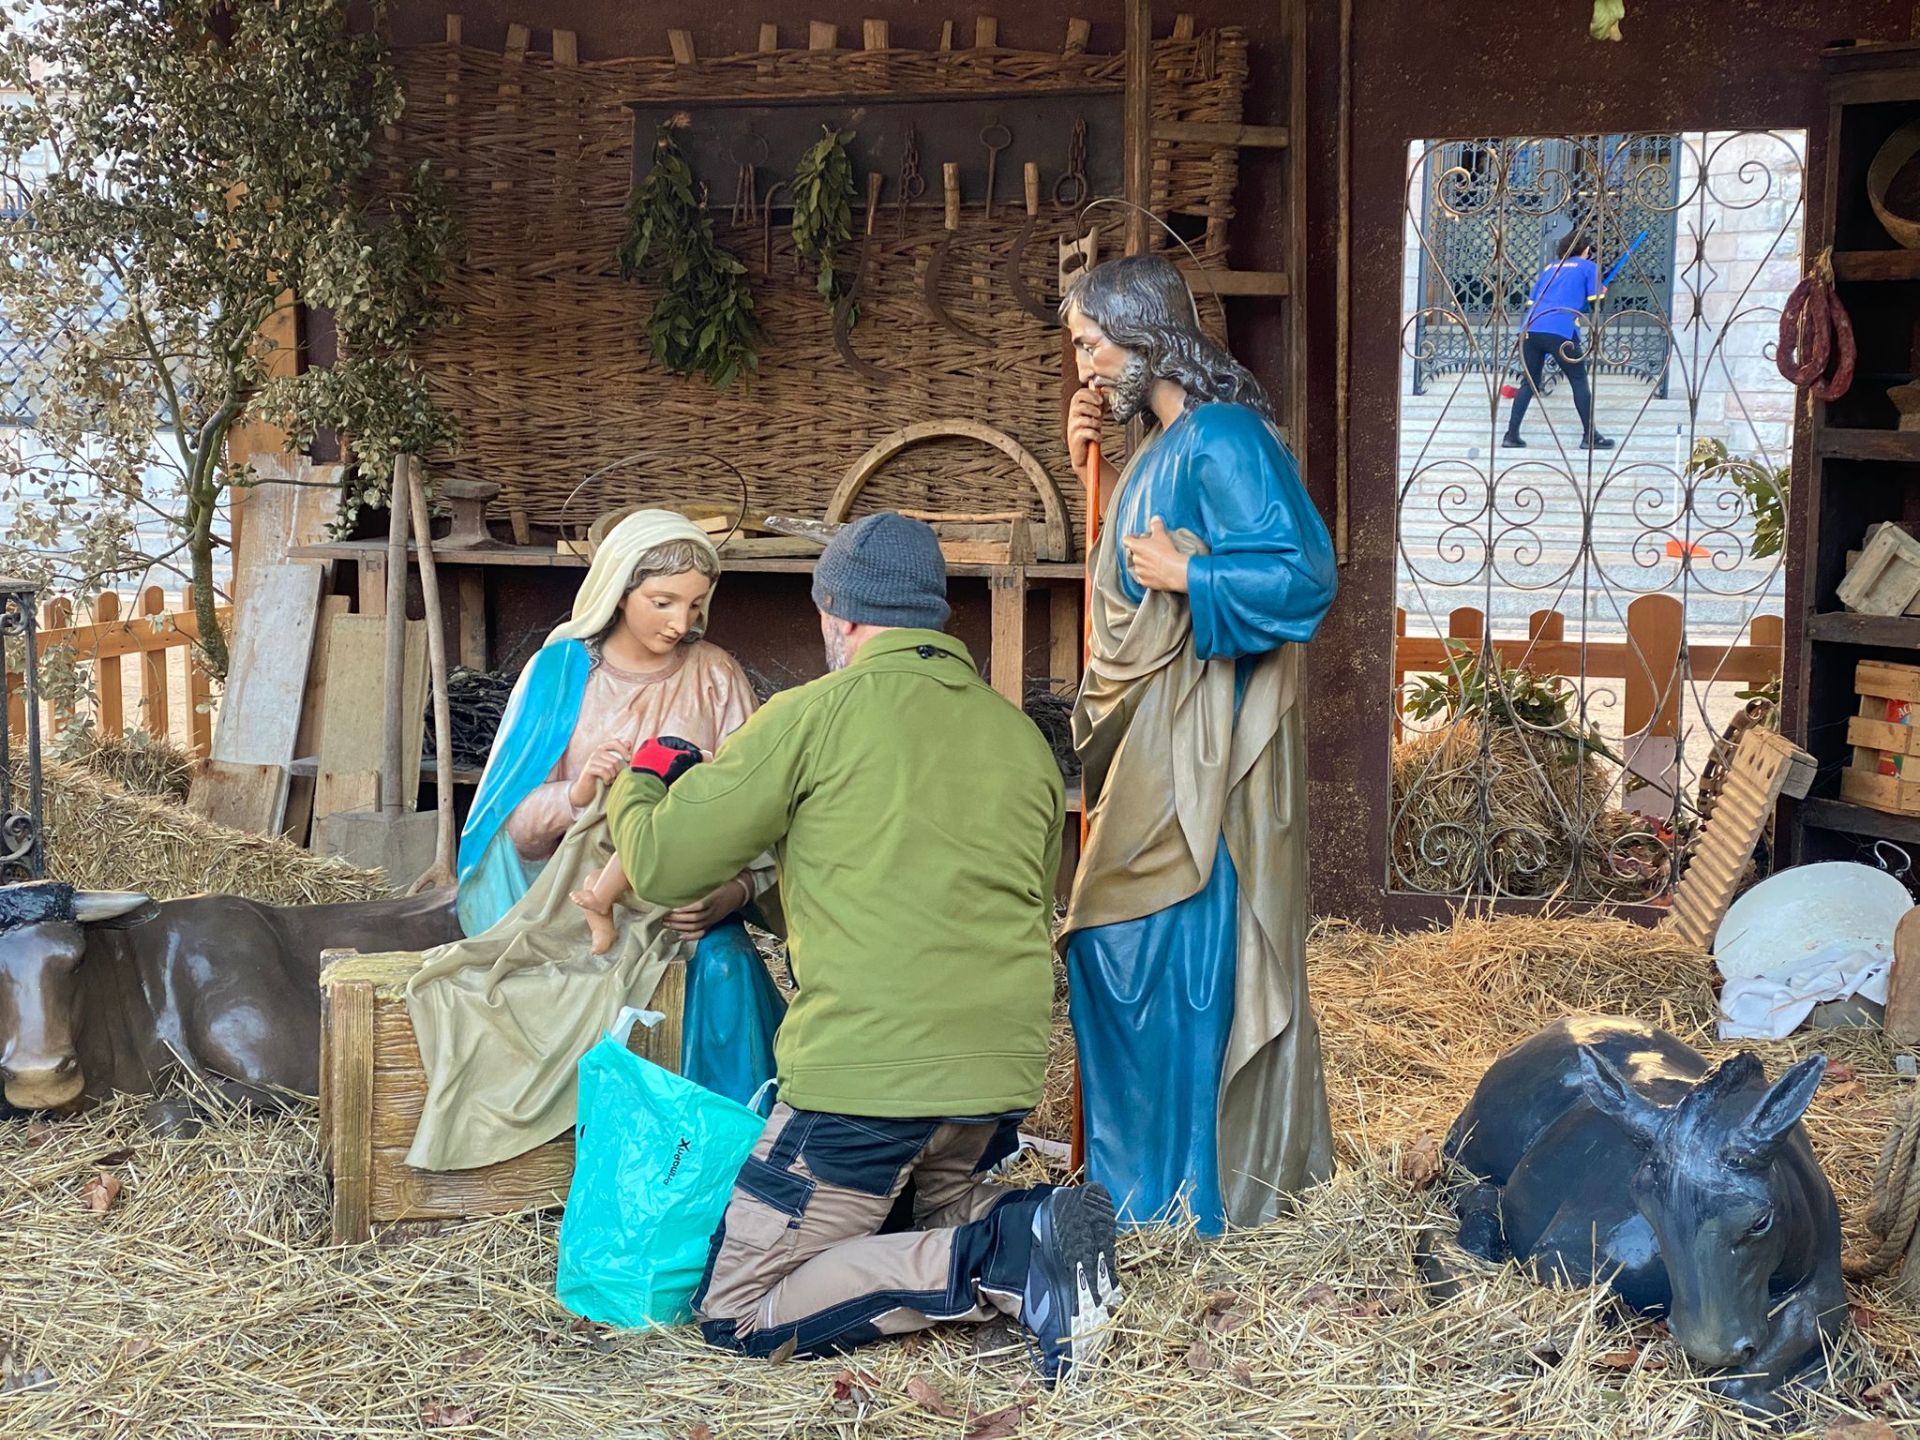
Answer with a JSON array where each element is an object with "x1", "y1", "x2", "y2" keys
[{"x1": 545, "y1": 509, "x2": 721, "y2": 647}]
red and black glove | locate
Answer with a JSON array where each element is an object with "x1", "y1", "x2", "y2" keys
[{"x1": 629, "y1": 735, "x2": 703, "y2": 788}]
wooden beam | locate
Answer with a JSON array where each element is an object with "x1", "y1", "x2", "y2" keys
[
  {"x1": 759, "y1": 23, "x2": 779, "y2": 52},
  {"x1": 1153, "y1": 121, "x2": 1290, "y2": 148},
  {"x1": 1181, "y1": 265, "x2": 1291, "y2": 297},
  {"x1": 92, "y1": 592, "x2": 122, "y2": 736},
  {"x1": 667, "y1": 29, "x2": 696, "y2": 64},
  {"x1": 551, "y1": 29, "x2": 577, "y2": 65},
  {"x1": 1171, "y1": 12, "x2": 1195, "y2": 39},
  {"x1": 1123, "y1": 0, "x2": 1151, "y2": 256},
  {"x1": 939, "y1": 20, "x2": 955, "y2": 51},
  {"x1": 322, "y1": 976, "x2": 375, "y2": 1244},
  {"x1": 1049, "y1": 586, "x2": 1081, "y2": 694},
  {"x1": 975, "y1": 17, "x2": 999, "y2": 47},
  {"x1": 863, "y1": 19, "x2": 889, "y2": 50},
  {"x1": 808, "y1": 21, "x2": 838, "y2": 50},
  {"x1": 1064, "y1": 17, "x2": 1091, "y2": 55},
  {"x1": 990, "y1": 567, "x2": 1027, "y2": 706}
]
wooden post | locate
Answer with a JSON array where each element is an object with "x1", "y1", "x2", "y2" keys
[
  {"x1": 92, "y1": 592, "x2": 123, "y2": 736},
  {"x1": 323, "y1": 975, "x2": 376, "y2": 1244},
  {"x1": 974, "y1": 16, "x2": 999, "y2": 47},
  {"x1": 137, "y1": 588, "x2": 169, "y2": 738},
  {"x1": 1625, "y1": 593, "x2": 1684, "y2": 741},
  {"x1": 185, "y1": 615, "x2": 213, "y2": 758},
  {"x1": 41, "y1": 599, "x2": 71, "y2": 737},
  {"x1": 1123, "y1": 0, "x2": 1152, "y2": 257},
  {"x1": 1049, "y1": 585, "x2": 1081, "y2": 694},
  {"x1": 456, "y1": 570, "x2": 487, "y2": 672},
  {"x1": 990, "y1": 566, "x2": 1028, "y2": 707},
  {"x1": 381, "y1": 460, "x2": 412, "y2": 815},
  {"x1": 808, "y1": 21, "x2": 838, "y2": 50},
  {"x1": 1064, "y1": 17, "x2": 1091, "y2": 55}
]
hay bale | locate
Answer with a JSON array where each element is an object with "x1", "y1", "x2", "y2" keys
[
  {"x1": 52, "y1": 727, "x2": 195, "y2": 802},
  {"x1": 36, "y1": 759, "x2": 389, "y2": 905},
  {"x1": 1390, "y1": 721, "x2": 1659, "y2": 899}
]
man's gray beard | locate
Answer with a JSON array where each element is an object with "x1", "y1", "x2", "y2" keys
[
  {"x1": 1104, "y1": 353, "x2": 1154, "y2": 423},
  {"x1": 823, "y1": 629, "x2": 851, "y2": 672}
]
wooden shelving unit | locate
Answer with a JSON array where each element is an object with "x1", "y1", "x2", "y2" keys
[{"x1": 1791, "y1": 44, "x2": 1920, "y2": 866}]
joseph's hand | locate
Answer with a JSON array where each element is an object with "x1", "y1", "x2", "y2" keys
[
  {"x1": 1122, "y1": 517, "x2": 1190, "y2": 593},
  {"x1": 1066, "y1": 387, "x2": 1106, "y2": 487}
]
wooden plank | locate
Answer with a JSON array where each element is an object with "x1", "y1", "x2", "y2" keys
[
  {"x1": 138, "y1": 587, "x2": 170, "y2": 738},
  {"x1": 41, "y1": 598, "x2": 72, "y2": 736},
  {"x1": 1808, "y1": 611, "x2": 1920, "y2": 647},
  {"x1": 455, "y1": 570, "x2": 486, "y2": 671},
  {"x1": 667, "y1": 28, "x2": 695, "y2": 64},
  {"x1": 1153, "y1": 121, "x2": 1291, "y2": 147},
  {"x1": 758, "y1": 23, "x2": 779, "y2": 51},
  {"x1": 283, "y1": 593, "x2": 351, "y2": 844},
  {"x1": 369, "y1": 1140, "x2": 573, "y2": 1221},
  {"x1": 1817, "y1": 428, "x2": 1920, "y2": 461},
  {"x1": 315, "y1": 615, "x2": 429, "y2": 821},
  {"x1": 808, "y1": 21, "x2": 837, "y2": 50},
  {"x1": 1842, "y1": 767, "x2": 1920, "y2": 815},
  {"x1": 1886, "y1": 907, "x2": 1920, "y2": 1043},
  {"x1": 551, "y1": 30, "x2": 578, "y2": 66},
  {"x1": 862, "y1": 19, "x2": 889, "y2": 49},
  {"x1": 205, "y1": 563, "x2": 319, "y2": 831},
  {"x1": 1833, "y1": 249, "x2": 1920, "y2": 281},
  {"x1": 1063, "y1": 17, "x2": 1091, "y2": 55},
  {"x1": 1858, "y1": 658, "x2": 1920, "y2": 702},
  {"x1": 1170, "y1": 12, "x2": 1195, "y2": 39},
  {"x1": 1049, "y1": 585, "x2": 1081, "y2": 693},
  {"x1": 1396, "y1": 634, "x2": 1783, "y2": 687},
  {"x1": 315, "y1": 769, "x2": 380, "y2": 826},
  {"x1": 32, "y1": 601, "x2": 232, "y2": 665},
  {"x1": 1123, "y1": 0, "x2": 1151, "y2": 257},
  {"x1": 323, "y1": 978, "x2": 376, "y2": 1244},
  {"x1": 91, "y1": 592, "x2": 123, "y2": 736},
  {"x1": 975, "y1": 17, "x2": 999, "y2": 47},
  {"x1": 990, "y1": 566, "x2": 1027, "y2": 707},
  {"x1": 187, "y1": 760, "x2": 288, "y2": 833},
  {"x1": 1179, "y1": 265, "x2": 1290, "y2": 297},
  {"x1": 1625, "y1": 593, "x2": 1685, "y2": 739},
  {"x1": 1838, "y1": 523, "x2": 1920, "y2": 614}
]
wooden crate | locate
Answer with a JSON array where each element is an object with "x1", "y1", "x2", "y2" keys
[
  {"x1": 319, "y1": 949, "x2": 685, "y2": 1243},
  {"x1": 1840, "y1": 660, "x2": 1920, "y2": 816}
]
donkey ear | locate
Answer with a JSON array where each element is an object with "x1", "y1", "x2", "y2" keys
[
  {"x1": 1577, "y1": 1045, "x2": 1666, "y2": 1148},
  {"x1": 1728, "y1": 1054, "x2": 1826, "y2": 1167}
]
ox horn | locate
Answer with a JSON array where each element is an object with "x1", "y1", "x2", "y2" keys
[{"x1": 71, "y1": 890, "x2": 153, "y2": 923}]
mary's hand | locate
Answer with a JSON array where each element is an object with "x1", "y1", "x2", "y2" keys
[{"x1": 568, "y1": 739, "x2": 630, "y2": 809}]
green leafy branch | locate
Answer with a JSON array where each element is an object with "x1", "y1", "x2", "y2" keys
[
  {"x1": 790, "y1": 126, "x2": 855, "y2": 306},
  {"x1": 1405, "y1": 639, "x2": 1620, "y2": 764},
  {"x1": 618, "y1": 121, "x2": 759, "y2": 390}
]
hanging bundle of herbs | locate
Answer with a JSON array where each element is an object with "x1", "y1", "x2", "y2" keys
[
  {"x1": 790, "y1": 125, "x2": 856, "y2": 305},
  {"x1": 618, "y1": 120, "x2": 758, "y2": 388}
]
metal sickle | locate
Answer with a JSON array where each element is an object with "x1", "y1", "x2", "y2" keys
[
  {"x1": 924, "y1": 161, "x2": 993, "y2": 347},
  {"x1": 1004, "y1": 160, "x2": 1055, "y2": 322},
  {"x1": 833, "y1": 173, "x2": 895, "y2": 386}
]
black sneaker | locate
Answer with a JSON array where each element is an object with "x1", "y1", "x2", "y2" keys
[
  {"x1": 1021, "y1": 1184, "x2": 1120, "y2": 1384},
  {"x1": 1500, "y1": 433, "x2": 1525, "y2": 448},
  {"x1": 1581, "y1": 434, "x2": 1615, "y2": 450}
]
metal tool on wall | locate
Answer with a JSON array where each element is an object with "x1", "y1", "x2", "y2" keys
[
  {"x1": 979, "y1": 122, "x2": 1012, "y2": 220},
  {"x1": 729, "y1": 133, "x2": 767, "y2": 226},
  {"x1": 894, "y1": 123, "x2": 924, "y2": 238},
  {"x1": 760, "y1": 179, "x2": 788, "y2": 277},
  {"x1": 924, "y1": 162, "x2": 992, "y2": 347},
  {"x1": 1053, "y1": 117, "x2": 1090, "y2": 212},
  {"x1": 1005, "y1": 161, "x2": 1055, "y2": 322},
  {"x1": 833, "y1": 173, "x2": 894, "y2": 386}
]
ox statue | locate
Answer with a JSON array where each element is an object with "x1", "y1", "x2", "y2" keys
[
  {"x1": 0, "y1": 880, "x2": 460, "y2": 1114},
  {"x1": 1447, "y1": 1016, "x2": 1845, "y2": 1415}
]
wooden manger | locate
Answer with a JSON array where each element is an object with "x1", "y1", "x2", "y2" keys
[{"x1": 318, "y1": 949, "x2": 686, "y2": 1243}]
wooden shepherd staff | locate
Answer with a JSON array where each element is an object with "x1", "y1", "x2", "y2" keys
[{"x1": 1071, "y1": 435, "x2": 1103, "y2": 1172}]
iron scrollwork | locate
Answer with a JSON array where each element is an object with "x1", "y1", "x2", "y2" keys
[{"x1": 0, "y1": 578, "x2": 46, "y2": 882}]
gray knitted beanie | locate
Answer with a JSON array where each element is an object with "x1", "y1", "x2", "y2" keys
[{"x1": 810, "y1": 511, "x2": 951, "y2": 629}]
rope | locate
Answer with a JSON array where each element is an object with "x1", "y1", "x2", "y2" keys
[{"x1": 1843, "y1": 1093, "x2": 1920, "y2": 1281}]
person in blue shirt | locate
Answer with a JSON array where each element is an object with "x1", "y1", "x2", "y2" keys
[{"x1": 1503, "y1": 230, "x2": 1614, "y2": 450}]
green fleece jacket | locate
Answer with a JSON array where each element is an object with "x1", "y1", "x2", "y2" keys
[{"x1": 607, "y1": 628, "x2": 1064, "y2": 1118}]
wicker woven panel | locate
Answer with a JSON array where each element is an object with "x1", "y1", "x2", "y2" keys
[{"x1": 380, "y1": 28, "x2": 1249, "y2": 553}]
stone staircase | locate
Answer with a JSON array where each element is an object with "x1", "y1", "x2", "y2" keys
[{"x1": 1394, "y1": 375, "x2": 1784, "y2": 640}]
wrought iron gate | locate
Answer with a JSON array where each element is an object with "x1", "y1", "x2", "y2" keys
[{"x1": 1412, "y1": 136, "x2": 1680, "y2": 396}]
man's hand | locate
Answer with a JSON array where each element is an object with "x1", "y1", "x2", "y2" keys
[
  {"x1": 629, "y1": 736, "x2": 704, "y2": 788},
  {"x1": 662, "y1": 874, "x2": 750, "y2": 939},
  {"x1": 569, "y1": 738, "x2": 630, "y2": 808},
  {"x1": 1066, "y1": 386, "x2": 1106, "y2": 486},
  {"x1": 1122, "y1": 517, "x2": 1190, "y2": 593}
]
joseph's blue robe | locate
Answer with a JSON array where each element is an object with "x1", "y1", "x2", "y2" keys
[
  {"x1": 1065, "y1": 401, "x2": 1336, "y2": 1235},
  {"x1": 455, "y1": 641, "x2": 783, "y2": 1107}
]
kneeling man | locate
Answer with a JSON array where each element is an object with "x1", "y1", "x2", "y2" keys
[{"x1": 609, "y1": 511, "x2": 1119, "y2": 1379}]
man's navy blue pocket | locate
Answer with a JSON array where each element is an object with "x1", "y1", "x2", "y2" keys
[
  {"x1": 799, "y1": 1115, "x2": 938, "y2": 1196},
  {"x1": 736, "y1": 1155, "x2": 815, "y2": 1219}
]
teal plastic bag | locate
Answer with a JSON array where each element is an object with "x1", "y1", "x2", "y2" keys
[{"x1": 556, "y1": 1007, "x2": 769, "y2": 1328}]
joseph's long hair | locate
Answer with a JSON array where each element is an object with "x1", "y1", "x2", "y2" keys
[{"x1": 1059, "y1": 255, "x2": 1276, "y2": 425}]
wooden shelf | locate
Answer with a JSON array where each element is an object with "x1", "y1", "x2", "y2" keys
[
  {"x1": 1800, "y1": 796, "x2": 1920, "y2": 844},
  {"x1": 1807, "y1": 611, "x2": 1920, "y2": 647},
  {"x1": 1833, "y1": 249, "x2": 1920, "y2": 281},
  {"x1": 1816, "y1": 428, "x2": 1920, "y2": 461},
  {"x1": 288, "y1": 539, "x2": 1086, "y2": 582}
]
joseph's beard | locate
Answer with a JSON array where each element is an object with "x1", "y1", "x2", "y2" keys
[{"x1": 1103, "y1": 354, "x2": 1154, "y2": 423}]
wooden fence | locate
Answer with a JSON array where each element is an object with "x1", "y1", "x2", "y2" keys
[
  {"x1": 1394, "y1": 592, "x2": 1783, "y2": 740},
  {"x1": 7, "y1": 587, "x2": 229, "y2": 757}
]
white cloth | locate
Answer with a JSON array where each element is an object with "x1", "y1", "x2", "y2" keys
[{"x1": 1717, "y1": 939, "x2": 1893, "y2": 1040}]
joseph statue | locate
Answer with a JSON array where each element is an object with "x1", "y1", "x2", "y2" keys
[{"x1": 1060, "y1": 255, "x2": 1338, "y2": 1234}]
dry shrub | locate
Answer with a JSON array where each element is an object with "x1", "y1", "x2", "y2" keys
[{"x1": 54, "y1": 726, "x2": 196, "y2": 802}]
